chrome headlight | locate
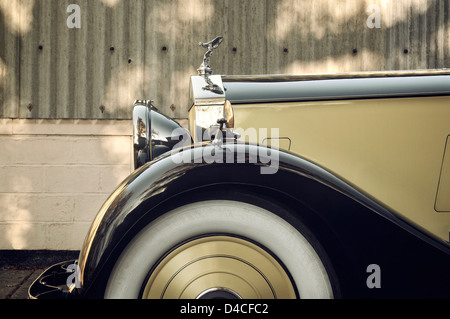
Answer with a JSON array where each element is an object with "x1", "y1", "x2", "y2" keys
[{"x1": 133, "y1": 100, "x2": 185, "y2": 169}]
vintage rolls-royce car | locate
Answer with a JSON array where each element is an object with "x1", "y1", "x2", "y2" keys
[{"x1": 29, "y1": 37, "x2": 450, "y2": 299}]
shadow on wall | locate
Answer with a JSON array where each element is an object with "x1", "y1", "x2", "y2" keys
[
  {"x1": 0, "y1": 161, "x2": 35, "y2": 250},
  {"x1": 0, "y1": 120, "x2": 133, "y2": 250},
  {"x1": 0, "y1": 0, "x2": 449, "y2": 120}
]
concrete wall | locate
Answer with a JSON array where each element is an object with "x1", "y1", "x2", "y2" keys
[
  {"x1": 1, "y1": 0, "x2": 449, "y2": 119},
  {"x1": 0, "y1": 119, "x2": 133, "y2": 249}
]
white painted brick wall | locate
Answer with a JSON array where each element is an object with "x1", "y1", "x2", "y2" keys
[{"x1": 0, "y1": 119, "x2": 134, "y2": 250}]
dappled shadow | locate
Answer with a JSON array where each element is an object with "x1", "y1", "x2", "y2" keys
[
  {"x1": 0, "y1": 0, "x2": 448, "y2": 118},
  {"x1": 0, "y1": 0, "x2": 35, "y2": 35}
]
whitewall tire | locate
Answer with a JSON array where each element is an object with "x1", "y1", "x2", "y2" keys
[{"x1": 104, "y1": 200, "x2": 334, "y2": 299}]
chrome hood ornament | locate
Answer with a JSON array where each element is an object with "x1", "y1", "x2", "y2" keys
[
  {"x1": 197, "y1": 36, "x2": 223, "y2": 76},
  {"x1": 190, "y1": 36, "x2": 238, "y2": 143},
  {"x1": 196, "y1": 36, "x2": 224, "y2": 95}
]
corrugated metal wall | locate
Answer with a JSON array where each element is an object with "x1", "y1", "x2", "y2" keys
[{"x1": 0, "y1": 0, "x2": 449, "y2": 119}]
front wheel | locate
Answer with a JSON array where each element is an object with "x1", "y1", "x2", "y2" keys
[{"x1": 104, "y1": 200, "x2": 334, "y2": 299}]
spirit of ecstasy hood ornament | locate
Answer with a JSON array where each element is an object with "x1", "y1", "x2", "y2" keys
[
  {"x1": 197, "y1": 36, "x2": 224, "y2": 94},
  {"x1": 197, "y1": 36, "x2": 223, "y2": 76}
]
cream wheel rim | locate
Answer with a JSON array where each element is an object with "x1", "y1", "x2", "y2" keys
[{"x1": 141, "y1": 236, "x2": 297, "y2": 299}]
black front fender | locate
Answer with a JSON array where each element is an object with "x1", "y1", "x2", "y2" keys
[{"x1": 76, "y1": 143, "x2": 450, "y2": 298}]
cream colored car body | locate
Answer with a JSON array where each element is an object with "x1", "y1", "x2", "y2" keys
[{"x1": 221, "y1": 71, "x2": 450, "y2": 244}]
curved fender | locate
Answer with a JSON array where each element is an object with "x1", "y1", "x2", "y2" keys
[{"x1": 77, "y1": 143, "x2": 450, "y2": 298}]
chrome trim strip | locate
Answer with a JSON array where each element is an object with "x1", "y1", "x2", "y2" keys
[
  {"x1": 222, "y1": 69, "x2": 450, "y2": 82},
  {"x1": 222, "y1": 74, "x2": 450, "y2": 104}
]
